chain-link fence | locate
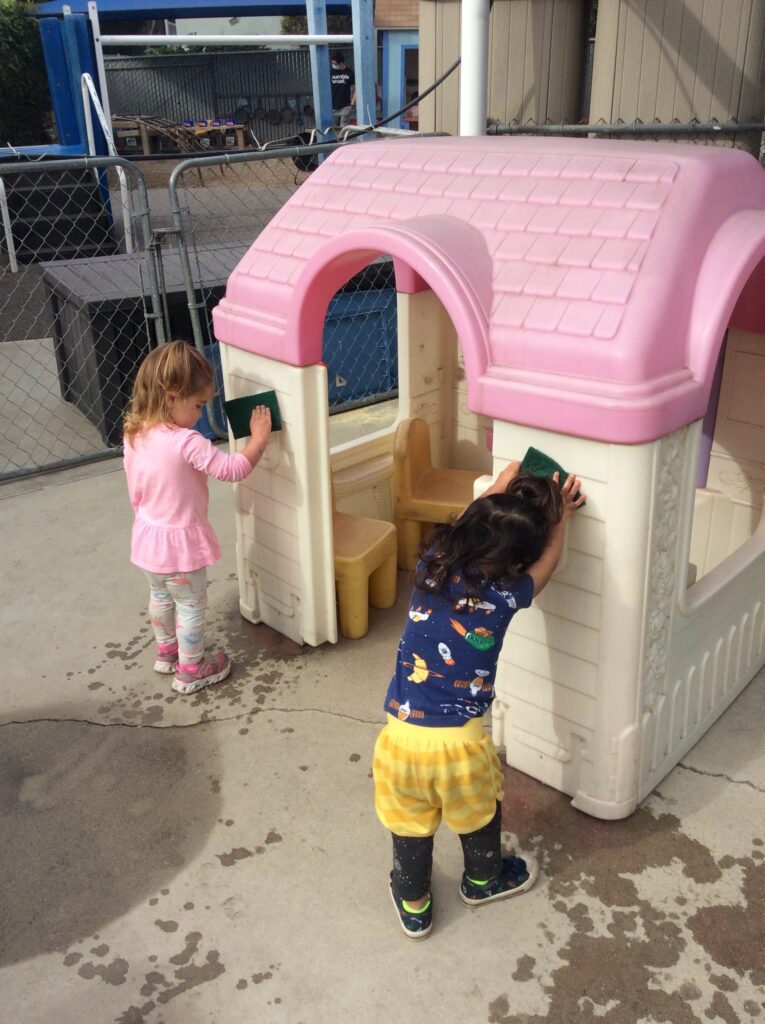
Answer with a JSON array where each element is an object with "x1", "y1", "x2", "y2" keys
[
  {"x1": 0, "y1": 155, "x2": 164, "y2": 480},
  {"x1": 0, "y1": 137, "x2": 401, "y2": 480},
  {"x1": 487, "y1": 118, "x2": 765, "y2": 160},
  {"x1": 9, "y1": 121, "x2": 757, "y2": 482},
  {"x1": 106, "y1": 49, "x2": 320, "y2": 151},
  {"x1": 167, "y1": 141, "x2": 399, "y2": 439}
]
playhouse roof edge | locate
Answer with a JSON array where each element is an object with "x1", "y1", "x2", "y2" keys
[{"x1": 213, "y1": 137, "x2": 765, "y2": 444}]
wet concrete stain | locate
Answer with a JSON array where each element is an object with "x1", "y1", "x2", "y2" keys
[
  {"x1": 482, "y1": 769, "x2": 764, "y2": 1023},
  {"x1": 216, "y1": 847, "x2": 254, "y2": 867},
  {"x1": 168, "y1": 931, "x2": 202, "y2": 966},
  {"x1": 86, "y1": 583, "x2": 307, "y2": 727},
  {"x1": 117, "y1": 951, "x2": 225, "y2": 1021},
  {"x1": 77, "y1": 957, "x2": 129, "y2": 985},
  {"x1": 66, "y1": 929, "x2": 227, "y2": 1022},
  {"x1": 512, "y1": 955, "x2": 536, "y2": 982},
  {"x1": 154, "y1": 920, "x2": 179, "y2": 933},
  {"x1": 265, "y1": 831, "x2": 282, "y2": 845},
  {"x1": 687, "y1": 857, "x2": 765, "y2": 986},
  {"x1": 349, "y1": 753, "x2": 361, "y2": 762},
  {"x1": 0, "y1": 719, "x2": 222, "y2": 966}
]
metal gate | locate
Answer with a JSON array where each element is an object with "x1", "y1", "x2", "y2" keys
[
  {"x1": 0, "y1": 136, "x2": 403, "y2": 482},
  {"x1": 0, "y1": 155, "x2": 163, "y2": 480}
]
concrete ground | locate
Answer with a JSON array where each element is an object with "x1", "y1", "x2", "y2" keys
[{"x1": 1, "y1": 460, "x2": 764, "y2": 1024}]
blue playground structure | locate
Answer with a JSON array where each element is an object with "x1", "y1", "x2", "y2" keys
[{"x1": 5, "y1": 0, "x2": 372, "y2": 163}]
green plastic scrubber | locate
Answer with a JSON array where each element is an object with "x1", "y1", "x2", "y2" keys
[
  {"x1": 223, "y1": 390, "x2": 282, "y2": 439},
  {"x1": 519, "y1": 446, "x2": 583, "y2": 504}
]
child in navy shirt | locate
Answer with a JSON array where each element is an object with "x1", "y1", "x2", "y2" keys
[{"x1": 374, "y1": 462, "x2": 584, "y2": 938}]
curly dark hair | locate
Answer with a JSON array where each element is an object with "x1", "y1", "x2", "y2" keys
[{"x1": 415, "y1": 473, "x2": 563, "y2": 599}]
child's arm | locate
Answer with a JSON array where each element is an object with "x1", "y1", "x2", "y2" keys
[
  {"x1": 180, "y1": 407, "x2": 272, "y2": 481},
  {"x1": 240, "y1": 406, "x2": 272, "y2": 467},
  {"x1": 527, "y1": 473, "x2": 585, "y2": 597},
  {"x1": 478, "y1": 461, "x2": 521, "y2": 499}
]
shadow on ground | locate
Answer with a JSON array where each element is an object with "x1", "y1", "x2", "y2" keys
[{"x1": 0, "y1": 710, "x2": 222, "y2": 967}]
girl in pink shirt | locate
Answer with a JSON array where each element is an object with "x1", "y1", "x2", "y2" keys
[{"x1": 124, "y1": 341, "x2": 271, "y2": 694}]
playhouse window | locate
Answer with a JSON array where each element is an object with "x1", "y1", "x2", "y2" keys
[
  {"x1": 324, "y1": 258, "x2": 399, "y2": 447},
  {"x1": 688, "y1": 326, "x2": 765, "y2": 588}
]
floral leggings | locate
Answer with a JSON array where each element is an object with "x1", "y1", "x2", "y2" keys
[{"x1": 145, "y1": 568, "x2": 207, "y2": 667}]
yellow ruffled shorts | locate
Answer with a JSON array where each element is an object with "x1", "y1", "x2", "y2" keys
[{"x1": 373, "y1": 714, "x2": 504, "y2": 838}]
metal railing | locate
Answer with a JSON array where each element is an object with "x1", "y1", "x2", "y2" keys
[
  {"x1": 166, "y1": 138, "x2": 401, "y2": 438},
  {"x1": 0, "y1": 135, "x2": 403, "y2": 479},
  {"x1": 81, "y1": 73, "x2": 134, "y2": 253},
  {"x1": 0, "y1": 155, "x2": 163, "y2": 480},
  {"x1": 487, "y1": 118, "x2": 765, "y2": 157}
]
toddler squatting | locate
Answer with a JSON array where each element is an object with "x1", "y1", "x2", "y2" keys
[
  {"x1": 374, "y1": 462, "x2": 584, "y2": 938},
  {"x1": 123, "y1": 341, "x2": 271, "y2": 695}
]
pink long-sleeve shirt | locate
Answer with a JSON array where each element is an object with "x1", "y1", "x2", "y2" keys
[{"x1": 124, "y1": 424, "x2": 252, "y2": 573}]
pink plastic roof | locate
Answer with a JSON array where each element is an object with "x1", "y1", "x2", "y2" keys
[{"x1": 213, "y1": 137, "x2": 765, "y2": 443}]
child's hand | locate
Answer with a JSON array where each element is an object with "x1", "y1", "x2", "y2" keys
[
  {"x1": 478, "y1": 460, "x2": 521, "y2": 499},
  {"x1": 554, "y1": 472, "x2": 585, "y2": 520},
  {"x1": 496, "y1": 460, "x2": 521, "y2": 491},
  {"x1": 249, "y1": 406, "x2": 272, "y2": 444}
]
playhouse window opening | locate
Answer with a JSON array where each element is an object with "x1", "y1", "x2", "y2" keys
[
  {"x1": 687, "y1": 325, "x2": 765, "y2": 589},
  {"x1": 324, "y1": 256, "x2": 399, "y2": 448}
]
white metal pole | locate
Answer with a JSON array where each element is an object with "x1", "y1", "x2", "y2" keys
[
  {"x1": 0, "y1": 178, "x2": 18, "y2": 274},
  {"x1": 459, "y1": 0, "x2": 490, "y2": 136},
  {"x1": 87, "y1": 2, "x2": 112, "y2": 127},
  {"x1": 98, "y1": 34, "x2": 354, "y2": 47}
]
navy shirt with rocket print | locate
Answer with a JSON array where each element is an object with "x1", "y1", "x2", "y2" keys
[{"x1": 384, "y1": 564, "x2": 534, "y2": 727}]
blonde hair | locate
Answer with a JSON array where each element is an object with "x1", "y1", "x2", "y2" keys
[{"x1": 124, "y1": 341, "x2": 214, "y2": 440}]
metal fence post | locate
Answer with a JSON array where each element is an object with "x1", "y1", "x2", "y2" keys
[{"x1": 0, "y1": 154, "x2": 163, "y2": 480}]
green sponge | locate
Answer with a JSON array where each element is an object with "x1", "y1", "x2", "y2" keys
[
  {"x1": 223, "y1": 390, "x2": 282, "y2": 439},
  {"x1": 520, "y1": 446, "x2": 583, "y2": 504}
]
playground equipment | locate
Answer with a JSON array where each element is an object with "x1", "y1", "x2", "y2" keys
[
  {"x1": 332, "y1": 504, "x2": 397, "y2": 639},
  {"x1": 393, "y1": 416, "x2": 481, "y2": 571},
  {"x1": 213, "y1": 135, "x2": 765, "y2": 818}
]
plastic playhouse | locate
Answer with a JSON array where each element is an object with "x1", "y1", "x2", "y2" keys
[{"x1": 213, "y1": 136, "x2": 765, "y2": 819}]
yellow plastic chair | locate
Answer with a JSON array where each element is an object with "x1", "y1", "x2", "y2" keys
[
  {"x1": 393, "y1": 417, "x2": 482, "y2": 570},
  {"x1": 332, "y1": 502, "x2": 398, "y2": 640}
]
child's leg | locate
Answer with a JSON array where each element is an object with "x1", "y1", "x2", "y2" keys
[
  {"x1": 391, "y1": 833, "x2": 434, "y2": 903},
  {"x1": 146, "y1": 572, "x2": 180, "y2": 671},
  {"x1": 146, "y1": 572, "x2": 177, "y2": 644},
  {"x1": 164, "y1": 569, "x2": 208, "y2": 668},
  {"x1": 458, "y1": 800, "x2": 538, "y2": 906},
  {"x1": 458, "y1": 801, "x2": 502, "y2": 883}
]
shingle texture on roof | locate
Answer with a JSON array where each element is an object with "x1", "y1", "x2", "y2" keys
[{"x1": 216, "y1": 137, "x2": 765, "y2": 442}]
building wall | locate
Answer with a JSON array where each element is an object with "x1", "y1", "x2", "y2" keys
[
  {"x1": 588, "y1": 0, "x2": 765, "y2": 126},
  {"x1": 376, "y1": 0, "x2": 419, "y2": 30},
  {"x1": 418, "y1": 0, "x2": 764, "y2": 140},
  {"x1": 381, "y1": 29, "x2": 420, "y2": 127},
  {"x1": 418, "y1": 0, "x2": 586, "y2": 135}
]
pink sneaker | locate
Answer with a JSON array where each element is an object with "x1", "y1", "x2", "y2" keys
[
  {"x1": 154, "y1": 642, "x2": 179, "y2": 674},
  {"x1": 172, "y1": 652, "x2": 231, "y2": 695}
]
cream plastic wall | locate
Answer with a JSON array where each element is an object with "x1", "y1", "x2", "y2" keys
[
  {"x1": 396, "y1": 289, "x2": 493, "y2": 474},
  {"x1": 489, "y1": 410, "x2": 765, "y2": 819},
  {"x1": 330, "y1": 287, "x2": 493, "y2": 521},
  {"x1": 219, "y1": 343, "x2": 337, "y2": 647},
  {"x1": 691, "y1": 328, "x2": 765, "y2": 577}
]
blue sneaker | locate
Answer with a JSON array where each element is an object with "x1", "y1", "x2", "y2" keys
[
  {"x1": 389, "y1": 886, "x2": 433, "y2": 940},
  {"x1": 459, "y1": 854, "x2": 538, "y2": 907}
]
